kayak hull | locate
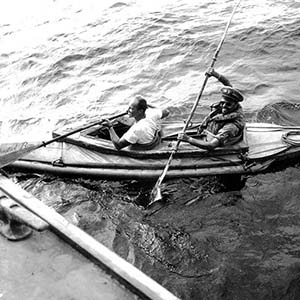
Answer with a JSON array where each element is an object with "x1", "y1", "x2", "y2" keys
[
  {"x1": 1, "y1": 121, "x2": 300, "y2": 180},
  {"x1": 8, "y1": 159, "x2": 272, "y2": 180}
]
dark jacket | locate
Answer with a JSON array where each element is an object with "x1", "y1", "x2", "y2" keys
[{"x1": 206, "y1": 104, "x2": 245, "y2": 145}]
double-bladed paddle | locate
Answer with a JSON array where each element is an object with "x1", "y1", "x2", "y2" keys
[
  {"x1": 0, "y1": 111, "x2": 127, "y2": 169},
  {"x1": 148, "y1": 0, "x2": 242, "y2": 207}
]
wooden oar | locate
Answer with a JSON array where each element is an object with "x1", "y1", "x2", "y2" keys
[
  {"x1": 148, "y1": 0, "x2": 242, "y2": 207},
  {"x1": 0, "y1": 111, "x2": 127, "y2": 169}
]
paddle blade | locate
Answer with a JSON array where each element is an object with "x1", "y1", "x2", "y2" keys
[
  {"x1": 0, "y1": 144, "x2": 41, "y2": 169},
  {"x1": 147, "y1": 186, "x2": 163, "y2": 208}
]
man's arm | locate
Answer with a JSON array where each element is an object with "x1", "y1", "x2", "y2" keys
[
  {"x1": 161, "y1": 108, "x2": 169, "y2": 119},
  {"x1": 102, "y1": 120, "x2": 132, "y2": 150},
  {"x1": 107, "y1": 127, "x2": 131, "y2": 150},
  {"x1": 206, "y1": 68, "x2": 232, "y2": 87},
  {"x1": 178, "y1": 133, "x2": 220, "y2": 151},
  {"x1": 146, "y1": 104, "x2": 169, "y2": 119}
]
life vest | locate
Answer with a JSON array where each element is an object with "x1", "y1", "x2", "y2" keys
[{"x1": 206, "y1": 104, "x2": 245, "y2": 145}]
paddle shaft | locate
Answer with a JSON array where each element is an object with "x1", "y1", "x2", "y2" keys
[
  {"x1": 42, "y1": 111, "x2": 127, "y2": 147},
  {"x1": 0, "y1": 111, "x2": 127, "y2": 169},
  {"x1": 150, "y1": 0, "x2": 242, "y2": 199}
]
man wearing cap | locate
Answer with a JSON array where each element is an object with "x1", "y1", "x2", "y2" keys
[
  {"x1": 103, "y1": 96, "x2": 169, "y2": 150},
  {"x1": 178, "y1": 68, "x2": 245, "y2": 150}
]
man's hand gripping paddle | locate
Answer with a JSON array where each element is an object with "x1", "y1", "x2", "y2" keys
[{"x1": 148, "y1": 0, "x2": 242, "y2": 207}]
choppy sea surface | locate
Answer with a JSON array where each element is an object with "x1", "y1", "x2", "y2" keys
[
  {"x1": 0, "y1": 0, "x2": 300, "y2": 299},
  {"x1": 1, "y1": 0, "x2": 300, "y2": 140}
]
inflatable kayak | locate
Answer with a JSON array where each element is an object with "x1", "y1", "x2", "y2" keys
[{"x1": 1, "y1": 117, "x2": 300, "y2": 180}]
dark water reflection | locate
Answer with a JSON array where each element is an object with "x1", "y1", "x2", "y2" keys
[
  {"x1": 257, "y1": 102, "x2": 300, "y2": 126},
  {"x1": 8, "y1": 159, "x2": 300, "y2": 299}
]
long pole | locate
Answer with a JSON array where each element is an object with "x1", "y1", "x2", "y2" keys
[
  {"x1": 149, "y1": 0, "x2": 242, "y2": 206},
  {"x1": 0, "y1": 111, "x2": 127, "y2": 169},
  {"x1": 0, "y1": 175, "x2": 180, "y2": 300}
]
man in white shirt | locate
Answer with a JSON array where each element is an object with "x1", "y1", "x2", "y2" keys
[{"x1": 103, "y1": 96, "x2": 169, "y2": 150}]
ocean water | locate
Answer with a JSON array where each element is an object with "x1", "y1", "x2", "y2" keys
[
  {"x1": 1, "y1": 1, "x2": 300, "y2": 299},
  {"x1": 0, "y1": 0, "x2": 300, "y2": 141}
]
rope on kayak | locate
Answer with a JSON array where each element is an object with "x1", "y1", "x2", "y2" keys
[{"x1": 282, "y1": 131, "x2": 300, "y2": 146}]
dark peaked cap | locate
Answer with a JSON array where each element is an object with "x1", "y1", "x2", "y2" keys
[{"x1": 221, "y1": 86, "x2": 244, "y2": 102}]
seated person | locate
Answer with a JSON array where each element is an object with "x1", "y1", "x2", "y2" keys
[
  {"x1": 103, "y1": 95, "x2": 169, "y2": 150},
  {"x1": 178, "y1": 68, "x2": 245, "y2": 150}
]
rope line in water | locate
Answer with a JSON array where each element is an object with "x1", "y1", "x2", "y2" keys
[{"x1": 282, "y1": 131, "x2": 300, "y2": 146}]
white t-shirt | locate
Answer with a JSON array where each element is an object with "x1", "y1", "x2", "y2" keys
[{"x1": 122, "y1": 109, "x2": 163, "y2": 144}]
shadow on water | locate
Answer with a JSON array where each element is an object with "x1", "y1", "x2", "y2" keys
[{"x1": 5, "y1": 156, "x2": 300, "y2": 300}]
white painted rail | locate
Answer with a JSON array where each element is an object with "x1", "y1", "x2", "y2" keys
[{"x1": 0, "y1": 175, "x2": 180, "y2": 300}]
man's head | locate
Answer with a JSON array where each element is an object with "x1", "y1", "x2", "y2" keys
[
  {"x1": 127, "y1": 95, "x2": 147, "y2": 119},
  {"x1": 220, "y1": 86, "x2": 243, "y2": 115}
]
